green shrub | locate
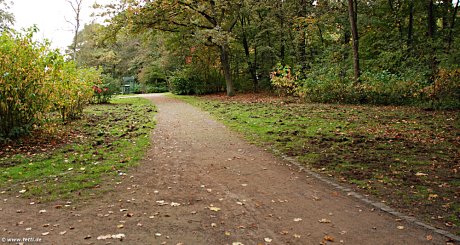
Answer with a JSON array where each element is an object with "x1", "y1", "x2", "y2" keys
[
  {"x1": 53, "y1": 63, "x2": 100, "y2": 121},
  {"x1": 0, "y1": 28, "x2": 100, "y2": 138},
  {"x1": 357, "y1": 71, "x2": 422, "y2": 105},
  {"x1": 142, "y1": 84, "x2": 169, "y2": 93},
  {"x1": 420, "y1": 68, "x2": 460, "y2": 109},
  {"x1": 0, "y1": 29, "x2": 56, "y2": 137},
  {"x1": 168, "y1": 68, "x2": 225, "y2": 95},
  {"x1": 270, "y1": 63, "x2": 301, "y2": 96}
]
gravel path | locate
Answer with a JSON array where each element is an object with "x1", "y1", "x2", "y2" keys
[{"x1": 0, "y1": 94, "x2": 450, "y2": 244}]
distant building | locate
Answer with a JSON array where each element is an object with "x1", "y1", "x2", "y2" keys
[{"x1": 122, "y1": 76, "x2": 136, "y2": 94}]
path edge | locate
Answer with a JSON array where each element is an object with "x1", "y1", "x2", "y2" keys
[{"x1": 271, "y1": 148, "x2": 460, "y2": 242}]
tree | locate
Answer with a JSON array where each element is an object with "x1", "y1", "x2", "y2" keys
[
  {"x1": 123, "y1": 0, "x2": 242, "y2": 96},
  {"x1": 66, "y1": 0, "x2": 84, "y2": 61},
  {"x1": 447, "y1": 0, "x2": 459, "y2": 51},
  {"x1": 347, "y1": 0, "x2": 360, "y2": 83},
  {"x1": 0, "y1": 0, "x2": 14, "y2": 31}
]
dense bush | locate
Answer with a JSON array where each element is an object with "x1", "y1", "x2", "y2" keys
[
  {"x1": 142, "y1": 84, "x2": 169, "y2": 93},
  {"x1": 0, "y1": 29, "x2": 54, "y2": 138},
  {"x1": 0, "y1": 28, "x2": 101, "y2": 139},
  {"x1": 271, "y1": 64, "x2": 459, "y2": 108},
  {"x1": 270, "y1": 63, "x2": 300, "y2": 96},
  {"x1": 420, "y1": 68, "x2": 460, "y2": 109},
  {"x1": 53, "y1": 62, "x2": 101, "y2": 121},
  {"x1": 168, "y1": 67, "x2": 225, "y2": 95},
  {"x1": 93, "y1": 84, "x2": 112, "y2": 104}
]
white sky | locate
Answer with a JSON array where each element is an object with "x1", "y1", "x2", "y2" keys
[{"x1": 11, "y1": 0, "x2": 113, "y2": 51}]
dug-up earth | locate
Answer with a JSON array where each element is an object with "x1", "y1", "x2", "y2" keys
[{"x1": 0, "y1": 94, "x2": 456, "y2": 245}]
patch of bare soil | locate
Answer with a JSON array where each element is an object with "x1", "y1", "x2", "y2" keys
[
  {"x1": 200, "y1": 92, "x2": 298, "y2": 104},
  {"x1": 0, "y1": 94, "x2": 454, "y2": 244}
]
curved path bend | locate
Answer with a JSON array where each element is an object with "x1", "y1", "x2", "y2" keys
[{"x1": 0, "y1": 94, "x2": 451, "y2": 244}]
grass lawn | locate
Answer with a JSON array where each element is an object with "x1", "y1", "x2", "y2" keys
[
  {"x1": 174, "y1": 93, "x2": 460, "y2": 235},
  {"x1": 0, "y1": 97, "x2": 156, "y2": 201}
]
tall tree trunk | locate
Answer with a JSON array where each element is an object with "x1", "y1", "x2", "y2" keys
[
  {"x1": 407, "y1": 0, "x2": 414, "y2": 47},
  {"x1": 447, "y1": 0, "x2": 459, "y2": 51},
  {"x1": 442, "y1": 0, "x2": 449, "y2": 30},
  {"x1": 298, "y1": 0, "x2": 308, "y2": 73},
  {"x1": 220, "y1": 44, "x2": 235, "y2": 96},
  {"x1": 428, "y1": 0, "x2": 436, "y2": 38},
  {"x1": 427, "y1": 0, "x2": 437, "y2": 84},
  {"x1": 348, "y1": 0, "x2": 360, "y2": 83},
  {"x1": 66, "y1": 0, "x2": 83, "y2": 62},
  {"x1": 240, "y1": 16, "x2": 258, "y2": 91}
]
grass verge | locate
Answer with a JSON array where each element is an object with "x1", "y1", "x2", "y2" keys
[
  {"x1": 0, "y1": 97, "x2": 156, "y2": 201},
  {"x1": 173, "y1": 94, "x2": 460, "y2": 235}
]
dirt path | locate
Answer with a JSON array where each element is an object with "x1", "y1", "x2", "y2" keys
[{"x1": 0, "y1": 94, "x2": 453, "y2": 244}]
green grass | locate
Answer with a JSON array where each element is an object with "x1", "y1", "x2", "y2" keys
[
  {"x1": 174, "y1": 94, "x2": 460, "y2": 234},
  {"x1": 0, "y1": 97, "x2": 156, "y2": 201}
]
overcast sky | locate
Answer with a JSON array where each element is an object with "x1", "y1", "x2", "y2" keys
[{"x1": 11, "y1": 0, "x2": 112, "y2": 51}]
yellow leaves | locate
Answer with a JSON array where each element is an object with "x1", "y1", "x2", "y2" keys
[
  {"x1": 208, "y1": 206, "x2": 221, "y2": 212},
  {"x1": 428, "y1": 194, "x2": 438, "y2": 200},
  {"x1": 0, "y1": 30, "x2": 101, "y2": 136}
]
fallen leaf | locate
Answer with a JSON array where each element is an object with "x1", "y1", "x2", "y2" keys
[
  {"x1": 209, "y1": 207, "x2": 221, "y2": 212},
  {"x1": 293, "y1": 234, "x2": 301, "y2": 238},
  {"x1": 225, "y1": 231, "x2": 231, "y2": 236},
  {"x1": 112, "y1": 234, "x2": 125, "y2": 239},
  {"x1": 232, "y1": 243, "x2": 244, "y2": 245},
  {"x1": 318, "y1": 218, "x2": 331, "y2": 223},
  {"x1": 264, "y1": 237, "x2": 273, "y2": 243},
  {"x1": 428, "y1": 194, "x2": 438, "y2": 200},
  {"x1": 415, "y1": 172, "x2": 428, "y2": 177},
  {"x1": 59, "y1": 231, "x2": 67, "y2": 235},
  {"x1": 171, "y1": 202, "x2": 181, "y2": 207},
  {"x1": 97, "y1": 234, "x2": 112, "y2": 240},
  {"x1": 397, "y1": 226, "x2": 404, "y2": 230},
  {"x1": 117, "y1": 224, "x2": 124, "y2": 229},
  {"x1": 156, "y1": 200, "x2": 168, "y2": 206},
  {"x1": 155, "y1": 233, "x2": 162, "y2": 237},
  {"x1": 39, "y1": 209, "x2": 47, "y2": 214},
  {"x1": 324, "y1": 235, "x2": 334, "y2": 242},
  {"x1": 25, "y1": 227, "x2": 32, "y2": 231},
  {"x1": 19, "y1": 190, "x2": 26, "y2": 194},
  {"x1": 426, "y1": 235, "x2": 432, "y2": 241},
  {"x1": 293, "y1": 218, "x2": 302, "y2": 222}
]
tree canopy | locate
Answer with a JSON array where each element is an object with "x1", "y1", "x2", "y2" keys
[
  {"x1": 0, "y1": 0, "x2": 14, "y2": 31},
  {"x1": 72, "y1": 0, "x2": 459, "y2": 107}
]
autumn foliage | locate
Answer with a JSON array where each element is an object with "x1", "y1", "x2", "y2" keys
[{"x1": 0, "y1": 28, "x2": 101, "y2": 139}]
